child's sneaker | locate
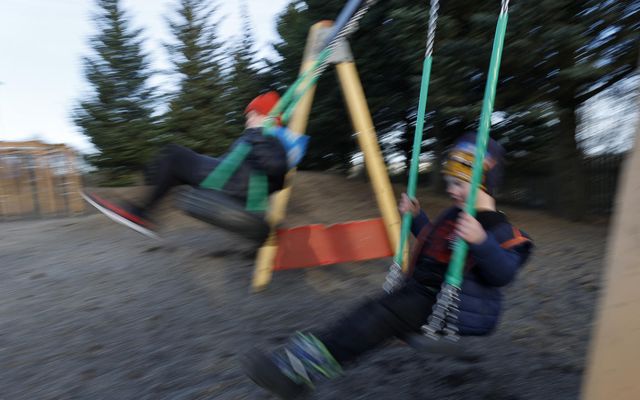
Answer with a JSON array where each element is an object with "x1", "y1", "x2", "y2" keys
[
  {"x1": 242, "y1": 332, "x2": 342, "y2": 399},
  {"x1": 82, "y1": 191, "x2": 159, "y2": 240},
  {"x1": 242, "y1": 350, "x2": 309, "y2": 400}
]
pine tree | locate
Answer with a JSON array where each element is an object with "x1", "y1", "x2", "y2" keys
[
  {"x1": 163, "y1": 0, "x2": 231, "y2": 155},
  {"x1": 73, "y1": 0, "x2": 158, "y2": 181},
  {"x1": 495, "y1": 0, "x2": 640, "y2": 218}
]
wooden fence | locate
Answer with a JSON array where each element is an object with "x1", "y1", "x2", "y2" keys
[
  {"x1": 497, "y1": 152, "x2": 627, "y2": 215},
  {"x1": 0, "y1": 141, "x2": 85, "y2": 219}
]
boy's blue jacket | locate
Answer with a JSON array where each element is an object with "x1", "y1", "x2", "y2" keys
[{"x1": 410, "y1": 207, "x2": 533, "y2": 336}]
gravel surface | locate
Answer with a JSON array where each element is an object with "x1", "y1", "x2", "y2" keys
[{"x1": 0, "y1": 172, "x2": 608, "y2": 399}]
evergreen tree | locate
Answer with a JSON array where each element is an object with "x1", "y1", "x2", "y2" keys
[
  {"x1": 385, "y1": 1, "x2": 640, "y2": 215},
  {"x1": 489, "y1": 0, "x2": 640, "y2": 218},
  {"x1": 163, "y1": 0, "x2": 231, "y2": 155},
  {"x1": 73, "y1": 0, "x2": 158, "y2": 181}
]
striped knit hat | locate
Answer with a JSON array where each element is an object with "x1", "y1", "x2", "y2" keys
[{"x1": 443, "y1": 133, "x2": 504, "y2": 195}]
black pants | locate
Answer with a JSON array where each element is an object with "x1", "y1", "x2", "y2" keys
[
  {"x1": 317, "y1": 279, "x2": 436, "y2": 366},
  {"x1": 141, "y1": 144, "x2": 220, "y2": 213}
]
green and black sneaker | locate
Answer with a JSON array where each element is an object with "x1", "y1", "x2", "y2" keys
[{"x1": 242, "y1": 332, "x2": 342, "y2": 400}]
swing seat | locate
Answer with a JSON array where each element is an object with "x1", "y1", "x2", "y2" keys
[
  {"x1": 176, "y1": 187, "x2": 270, "y2": 243},
  {"x1": 405, "y1": 334, "x2": 481, "y2": 362}
]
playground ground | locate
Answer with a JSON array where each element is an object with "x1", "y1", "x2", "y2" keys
[{"x1": 0, "y1": 171, "x2": 608, "y2": 399}]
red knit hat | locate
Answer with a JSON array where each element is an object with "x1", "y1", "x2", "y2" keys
[{"x1": 244, "y1": 91, "x2": 280, "y2": 116}]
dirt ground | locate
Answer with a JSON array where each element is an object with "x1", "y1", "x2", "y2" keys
[{"x1": 0, "y1": 172, "x2": 608, "y2": 399}]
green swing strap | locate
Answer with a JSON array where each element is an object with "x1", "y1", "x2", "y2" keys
[
  {"x1": 266, "y1": 3, "x2": 378, "y2": 131},
  {"x1": 383, "y1": 0, "x2": 439, "y2": 295},
  {"x1": 278, "y1": 0, "x2": 379, "y2": 127},
  {"x1": 279, "y1": 48, "x2": 331, "y2": 127},
  {"x1": 421, "y1": 0, "x2": 511, "y2": 342},
  {"x1": 246, "y1": 172, "x2": 269, "y2": 212},
  {"x1": 445, "y1": 0, "x2": 510, "y2": 288},
  {"x1": 200, "y1": 142, "x2": 252, "y2": 191},
  {"x1": 198, "y1": 143, "x2": 268, "y2": 212},
  {"x1": 394, "y1": 0, "x2": 440, "y2": 267}
]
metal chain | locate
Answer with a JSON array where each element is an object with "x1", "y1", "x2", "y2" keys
[
  {"x1": 425, "y1": 0, "x2": 440, "y2": 59},
  {"x1": 422, "y1": 283, "x2": 461, "y2": 341},
  {"x1": 312, "y1": 0, "x2": 379, "y2": 80},
  {"x1": 501, "y1": 0, "x2": 510, "y2": 14}
]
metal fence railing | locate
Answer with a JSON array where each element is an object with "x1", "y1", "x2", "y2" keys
[{"x1": 496, "y1": 152, "x2": 627, "y2": 215}]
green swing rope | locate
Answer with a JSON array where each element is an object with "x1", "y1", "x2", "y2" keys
[
  {"x1": 270, "y1": 1, "x2": 379, "y2": 129},
  {"x1": 201, "y1": 0, "x2": 378, "y2": 212},
  {"x1": 383, "y1": 0, "x2": 440, "y2": 293},
  {"x1": 422, "y1": 0, "x2": 511, "y2": 342}
]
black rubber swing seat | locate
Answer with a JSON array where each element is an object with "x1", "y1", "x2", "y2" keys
[
  {"x1": 176, "y1": 187, "x2": 271, "y2": 243},
  {"x1": 405, "y1": 334, "x2": 483, "y2": 362}
]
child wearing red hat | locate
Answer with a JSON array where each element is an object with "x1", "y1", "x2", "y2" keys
[{"x1": 83, "y1": 91, "x2": 288, "y2": 239}]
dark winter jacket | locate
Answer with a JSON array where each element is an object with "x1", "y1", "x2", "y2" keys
[
  {"x1": 410, "y1": 207, "x2": 532, "y2": 336},
  {"x1": 216, "y1": 127, "x2": 288, "y2": 200}
]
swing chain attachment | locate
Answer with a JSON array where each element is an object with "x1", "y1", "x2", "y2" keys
[
  {"x1": 425, "y1": 0, "x2": 440, "y2": 58},
  {"x1": 314, "y1": 0, "x2": 378, "y2": 82},
  {"x1": 421, "y1": 283, "x2": 461, "y2": 342},
  {"x1": 382, "y1": 261, "x2": 405, "y2": 294}
]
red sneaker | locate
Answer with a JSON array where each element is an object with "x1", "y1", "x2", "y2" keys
[{"x1": 82, "y1": 191, "x2": 159, "y2": 240}]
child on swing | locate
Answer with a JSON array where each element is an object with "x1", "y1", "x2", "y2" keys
[
  {"x1": 83, "y1": 91, "x2": 289, "y2": 238},
  {"x1": 242, "y1": 133, "x2": 533, "y2": 399}
]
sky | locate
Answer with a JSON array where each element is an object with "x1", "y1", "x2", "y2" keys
[{"x1": 0, "y1": 0, "x2": 291, "y2": 153}]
